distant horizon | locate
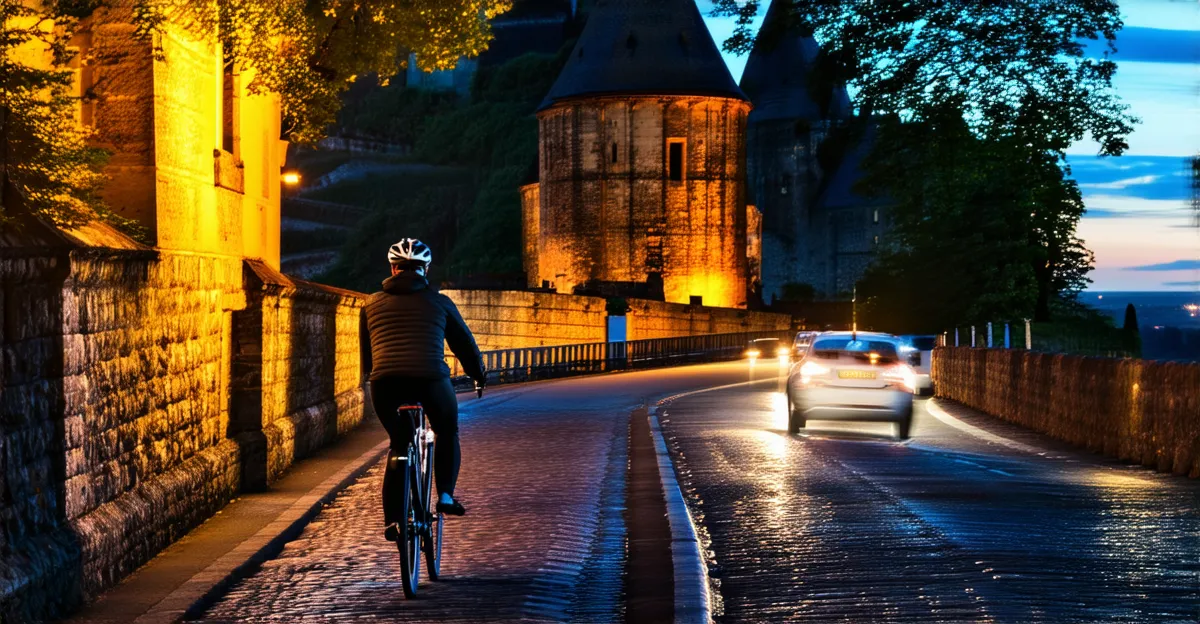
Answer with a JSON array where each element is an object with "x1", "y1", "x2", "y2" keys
[{"x1": 698, "y1": 0, "x2": 1200, "y2": 292}]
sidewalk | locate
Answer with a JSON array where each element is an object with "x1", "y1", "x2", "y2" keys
[{"x1": 65, "y1": 419, "x2": 390, "y2": 624}]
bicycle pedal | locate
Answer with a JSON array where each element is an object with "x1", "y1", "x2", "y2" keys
[{"x1": 383, "y1": 522, "x2": 401, "y2": 542}]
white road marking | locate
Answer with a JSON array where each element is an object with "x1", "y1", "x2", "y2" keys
[{"x1": 924, "y1": 399, "x2": 1043, "y2": 456}]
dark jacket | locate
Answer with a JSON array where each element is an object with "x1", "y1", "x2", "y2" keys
[{"x1": 360, "y1": 272, "x2": 485, "y2": 382}]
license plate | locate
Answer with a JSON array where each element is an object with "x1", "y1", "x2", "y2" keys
[{"x1": 838, "y1": 370, "x2": 877, "y2": 380}]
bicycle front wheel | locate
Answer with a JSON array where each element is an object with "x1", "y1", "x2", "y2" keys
[
  {"x1": 397, "y1": 450, "x2": 421, "y2": 598},
  {"x1": 423, "y1": 440, "x2": 443, "y2": 580}
]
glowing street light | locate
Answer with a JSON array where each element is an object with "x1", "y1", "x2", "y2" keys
[
  {"x1": 281, "y1": 171, "x2": 302, "y2": 186},
  {"x1": 1185, "y1": 303, "x2": 1198, "y2": 318}
]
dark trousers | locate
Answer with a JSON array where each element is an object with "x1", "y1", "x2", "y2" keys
[{"x1": 369, "y1": 376, "x2": 461, "y2": 499}]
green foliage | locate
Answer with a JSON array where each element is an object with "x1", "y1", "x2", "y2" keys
[
  {"x1": 711, "y1": 1, "x2": 1130, "y2": 329},
  {"x1": 338, "y1": 88, "x2": 459, "y2": 145},
  {"x1": 1, "y1": 1, "x2": 141, "y2": 237},
  {"x1": 446, "y1": 165, "x2": 526, "y2": 276},
  {"x1": 319, "y1": 186, "x2": 475, "y2": 293},
  {"x1": 856, "y1": 108, "x2": 1095, "y2": 332},
  {"x1": 712, "y1": 0, "x2": 1136, "y2": 155},
  {"x1": 133, "y1": 0, "x2": 513, "y2": 145}
]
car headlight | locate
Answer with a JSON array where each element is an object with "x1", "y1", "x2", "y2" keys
[
  {"x1": 746, "y1": 349, "x2": 761, "y2": 358},
  {"x1": 775, "y1": 346, "x2": 790, "y2": 357}
]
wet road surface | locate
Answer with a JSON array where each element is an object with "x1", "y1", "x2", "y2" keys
[
  {"x1": 658, "y1": 368, "x2": 1200, "y2": 623},
  {"x1": 188, "y1": 363, "x2": 761, "y2": 623}
]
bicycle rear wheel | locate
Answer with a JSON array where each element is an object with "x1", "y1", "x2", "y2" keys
[
  {"x1": 422, "y1": 440, "x2": 443, "y2": 580},
  {"x1": 397, "y1": 447, "x2": 421, "y2": 598}
]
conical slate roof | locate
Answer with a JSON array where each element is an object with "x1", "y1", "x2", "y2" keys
[
  {"x1": 538, "y1": 0, "x2": 747, "y2": 110},
  {"x1": 740, "y1": 0, "x2": 847, "y2": 122}
]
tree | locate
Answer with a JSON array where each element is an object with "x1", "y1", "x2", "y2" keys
[
  {"x1": 134, "y1": 0, "x2": 513, "y2": 144},
  {"x1": 713, "y1": 0, "x2": 1135, "y2": 155},
  {"x1": 712, "y1": 0, "x2": 1135, "y2": 326},
  {"x1": 1123, "y1": 303, "x2": 1138, "y2": 332},
  {"x1": 1, "y1": 0, "x2": 136, "y2": 232},
  {"x1": 856, "y1": 107, "x2": 1094, "y2": 331}
]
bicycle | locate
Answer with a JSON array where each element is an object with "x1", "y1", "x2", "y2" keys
[{"x1": 386, "y1": 381, "x2": 484, "y2": 598}]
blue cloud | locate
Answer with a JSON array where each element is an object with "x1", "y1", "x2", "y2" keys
[
  {"x1": 1127, "y1": 259, "x2": 1200, "y2": 271},
  {"x1": 1070, "y1": 155, "x2": 1192, "y2": 201},
  {"x1": 1081, "y1": 27, "x2": 1200, "y2": 64}
]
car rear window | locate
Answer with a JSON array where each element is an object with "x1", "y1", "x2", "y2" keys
[{"x1": 811, "y1": 338, "x2": 900, "y2": 362}]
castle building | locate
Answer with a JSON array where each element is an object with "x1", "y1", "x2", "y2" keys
[
  {"x1": 741, "y1": 0, "x2": 889, "y2": 300},
  {"x1": 521, "y1": 0, "x2": 759, "y2": 309}
]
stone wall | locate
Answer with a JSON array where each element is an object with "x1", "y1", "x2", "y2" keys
[
  {"x1": 933, "y1": 347, "x2": 1200, "y2": 478},
  {"x1": 443, "y1": 290, "x2": 608, "y2": 352},
  {"x1": 236, "y1": 263, "x2": 365, "y2": 486},
  {"x1": 443, "y1": 289, "x2": 792, "y2": 352},
  {"x1": 625, "y1": 299, "x2": 792, "y2": 341},
  {"x1": 0, "y1": 247, "x2": 364, "y2": 621}
]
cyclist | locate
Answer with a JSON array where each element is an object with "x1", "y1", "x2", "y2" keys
[{"x1": 360, "y1": 238, "x2": 485, "y2": 532}]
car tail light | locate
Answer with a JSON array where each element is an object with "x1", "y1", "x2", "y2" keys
[
  {"x1": 882, "y1": 365, "x2": 916, "y2": 392},
  {"x1": 799, "y1": 361, "x2": 830, "y2": 384}
]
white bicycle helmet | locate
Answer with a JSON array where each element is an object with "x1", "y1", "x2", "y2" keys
[{"x1": 387, "y1": 238, "x2": 432, "y2": 273}]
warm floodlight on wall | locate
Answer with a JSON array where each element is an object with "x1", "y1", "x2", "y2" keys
[{"x1": 281, "y1": 171, "x2": 302, "y2": 186}]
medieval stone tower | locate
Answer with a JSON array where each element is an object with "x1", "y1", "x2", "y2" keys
[
  {"x1": 521, "y1": 0, "x2": 757, "y2": 309},
  {"x1": 742, "y1": 0, "x2": 887, "y2": 301}
]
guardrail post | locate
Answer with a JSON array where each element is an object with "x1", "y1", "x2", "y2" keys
[
  {"x1": 971, "y1": 325, "x2": 976, "y2": 347},
  {"x1": 1004, "y1": 324, "x2": 1011, "y2": 348},
  {"x1": 954, "y1": 328, "x2": 959, "y2": 347},
  {"x1": 986, "y1": 322, "x2": 993, "y2": 347},
  {"x1": 1025, "y1": 319, "x2": 1032, "y2": 350}
]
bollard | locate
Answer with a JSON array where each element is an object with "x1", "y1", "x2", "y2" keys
[
  {"x1": 1004, "y1": 324, "x2": 1011, "y2": 348},
  {"x1": 954, "y1": 328, "x2": 960, "y2": 347},
  {"x1": 1025, "y1": 319, "x2": 1032, "y2": 349},
  {"x1": 986, "y1": 322, "x2": 993, "y2": 347},
  {"x1": 971, "y1": 325, "x2": 976, "y2": 347}
]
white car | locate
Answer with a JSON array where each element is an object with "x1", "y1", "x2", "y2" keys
[
  {"x1": 898, "y1": 335, "x2": 937, "y2": 395},
  {"x1": 785, "y1": 331, "x2": 917, "y2": 439}
]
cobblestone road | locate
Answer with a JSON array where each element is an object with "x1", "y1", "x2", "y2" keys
[
  {"x1": 189, "y1": 363, "x2": 771, "y2": 623},
  {"x1": 658, "y1": 379, "x2": 1200, "y2": 623}
]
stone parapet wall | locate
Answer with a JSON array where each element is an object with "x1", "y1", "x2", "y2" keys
[
  {"x1": 442, "y1": 290, "x2": 791, "y2": 352},
  {"x1": 0, "y1": 248, "x2": 365, "y2": 622},
  {"x1": 933, "y1": 348, "x2": 1200, "y2": 478},
  {"x1": 625, "y1": 299, "x2": 791, "y2": 341},
  {"x1": 443, "y1": 290, "x2": 608, "y2": 352}
]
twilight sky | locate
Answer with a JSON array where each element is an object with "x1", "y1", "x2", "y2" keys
[{"x1": 699, "y1": 0, "x2": 1200, "y2": 292}]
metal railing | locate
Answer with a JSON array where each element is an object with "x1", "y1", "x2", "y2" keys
[{"x1": 447, "y1": 330, "x2": 794, "y2": 387}]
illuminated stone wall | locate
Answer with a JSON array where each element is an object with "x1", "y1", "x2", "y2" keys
[
  {"x1": 86, "y1": 0, "x2": 284, "y2": 269},
  {"x1": 0, "y1": 245, "x2": 365, "y2": 621},
  {"x1": 934, "y1": 348, "x2": 1200, "y2": 478},
  {"x1": 529, "y1": 95, "x2": 752, "y2": 308},
  {"x1": 237, "y1": 263, "x2": 366, "y2": 484},
  {"x1": 444, "y1": 290, "x2": 609, "y2": 351},
  {"x1": 443, "y1": 290, "x2": 791, "y2": 351}
]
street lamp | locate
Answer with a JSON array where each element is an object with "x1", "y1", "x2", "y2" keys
[{"x1": 281, "y1": 170, "x2": 302, "y2": 186}]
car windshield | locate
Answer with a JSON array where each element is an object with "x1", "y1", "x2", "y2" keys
[{"x1": 811, "y1": 338, "x2": 900, "y2": 363}]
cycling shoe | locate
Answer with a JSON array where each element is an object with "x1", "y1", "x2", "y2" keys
[
  {"x1": 384, "y1": 522, "x2": 401, "y2": 542},
  {"x1": 436, "y1": 499, "x2": 466, "y2": 516}
]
